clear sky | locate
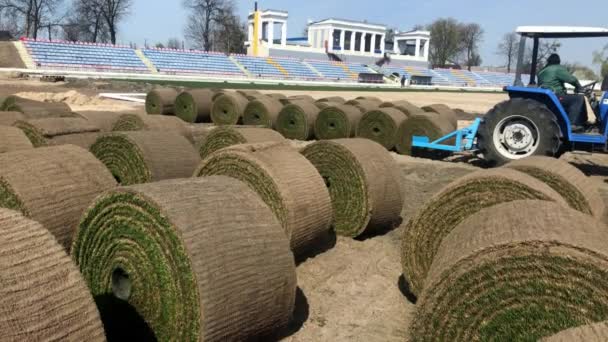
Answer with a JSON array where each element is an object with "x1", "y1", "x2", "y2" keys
[{"x1": 120, "y1": 0, "x2": 608, "y2": 70}]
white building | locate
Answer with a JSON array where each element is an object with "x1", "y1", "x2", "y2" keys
[
  {"x1": 247, "y1": 9, "x2": 289, "y2": 48},
  {"x1": 307, "y1": 18, "x2": 386, "y2": 55}
]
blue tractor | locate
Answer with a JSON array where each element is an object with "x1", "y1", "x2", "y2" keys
[{"x1": 413, "y1": 26, "x2": 608, "y2": 166}]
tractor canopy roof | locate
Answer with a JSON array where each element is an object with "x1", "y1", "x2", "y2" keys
[{"x1": 517, "y1": 26, "x2": 608, "y2": 39}]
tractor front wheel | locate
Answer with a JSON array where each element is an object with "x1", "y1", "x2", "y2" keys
[{"x1": 477, "y1": 98, "x2": 561, "y2": 167}]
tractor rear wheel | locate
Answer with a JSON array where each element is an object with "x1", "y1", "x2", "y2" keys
[{"x1": 478, "y1": 98, "x2": 561, "y2": 167}]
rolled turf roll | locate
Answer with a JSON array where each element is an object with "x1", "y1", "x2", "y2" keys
[
  {"x1": 145, "y1": 88, "x2": 178, "y2": 115},
  {"x1": 1, "y1": 96, "x2": 73, "y2": 117},
  {"x1": 0, "y1": 145, "x2": 116, "y2": 249},
  {"x1": 345, "y1": 99, "x2": 380, "y2": 113},
  {"x1": 236, "y1": 89, "x2": 263, "y2": 100},
  {"x1": 0, "y1": 209, "x2": 105, "y2": 341},
  {"x1": 301, "y1": 139, "x2": 403, "y2": 237},
  {"x1": 0, "y1": 126, "x2": 33, "y2": 153},
  {"x1": 267, "y1": 93, "x2": 287, "y2": 100},
  {"x1": 314, "y1": 104, "x2": 364, "y2": 140},
  {"x1": 174, "y1": 89, "x2": 214, "y2": 123},
  {"x1": 410, "y1": 200, "x2": 608, "y2": 341},
  {"x1": 317, "y1": 96, "x2": 346, "y2": 104},
  {"x1": 79, "y1": 111, "x2": 127, "y2": 132},
  {"x1": 395, "y1": 112, "x2": 455, "y2": 156},
  {"x1": 505, "y1": 156, "x2": 604, "y2": 218},
  {"x1": 90, "y1": 131, "x2": 201, "y2": 186},
  {"x1": 401, "y1": 168, "x2": 567, "y2": 297},
  {"x1": 72, "y1": 177, "x2": 297, "y2": 341},
  {"x1": 314, "y1": 101, "x2": 342, "y2": 110},
  {"x1": 187, "y1": 123, "x2": 217, "y2": 147},
  {"x1": 211, "y1": 92, "x2": 249, "y2": 125},
  {"x1": 198, "y1": 126, "x2": 285, "y2": 160},
  {"x1": 355, "y1": 96, "x2": 382, "y2": 103},
  {"x1": 50, "y1": 132, "x2": 102, "y2": 150},
  {"x1": 0, "y1": 111, "x2": 24, "y2": 126},
  {"x1": 380, "y1": 100, "x2": 423, "y2": 116},
  {"x1": 243, "y1": 96, "x2": 284, "y2": 128},
  {"x1": 276, "y1": 100, "x2": 321, "y2": 140},
  {"x1": 111, "y1": 114, "x2": 190, "y2": 139},
  {"x1": 111, "y1": 113, "x2": 144, "y2": 131},
  {"x1": 357, "y1": 107, "x2": 407, "y2": 150},
  {"x1": 195, "y1": 143, "x2": 333, "y2": 254},
  {"x1": 14, "y1": 117, "x2": 100, "y2": 147},
  {"x1": 543, "y1": 321, "x2": 608, "y2": 341},
  {"x1": 288, "y1": 95, "x2": 315, "y2": 102},
  {"x1": 421, "y1": 103, "x2": 458, "y2": 128}
]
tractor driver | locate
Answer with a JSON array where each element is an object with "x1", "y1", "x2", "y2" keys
[{"x1": 538, "y1": 53, "x2": 587, "y2": 130}]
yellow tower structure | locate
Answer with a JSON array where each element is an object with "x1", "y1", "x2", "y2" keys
[{"x1": 252, "y1": 2, "x2": 260, "y2": 56}]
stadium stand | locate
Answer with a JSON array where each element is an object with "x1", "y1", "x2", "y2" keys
[
  {"x1": 306, "y1": 60, "x2": 359, "y2": 81},
  {"x1": 270, "y1": 57, "x2": 321, "y2": 80},
  {"x1": 233, "y1": 54, "x2": 287, "y2": 78},
  {"x1": 23, "y1": 38, "x2": 149, "y2": 73},
  {"x1": 142, "y1": 48, "x2": 244, "y2": 76}
]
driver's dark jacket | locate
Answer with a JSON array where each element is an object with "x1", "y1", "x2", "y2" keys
[{"x1": 538, "y1": 64, "x2": 582, "y2": 96}]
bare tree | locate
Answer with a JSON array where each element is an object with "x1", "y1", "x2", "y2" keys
[
  {"x1": 167, "y1": 37, "x2": 181, "y2": 49},
  {"x1": 460, "y1": 23, "x2": 484, "y2": 70},
  {"x1": 522, "y1": 40, "x2": 561, "y2": 72},
  {"x1": 427, "y1": 18, "x2": 462, "y2": 68},
  {"x1": 211, "y1": 11, "x2": 245, "y2": 53},
  {"x1": 593, "y1": 44, "x2": 608, "y2": 78},
  {"x1": 497, "y1": 32, "x2": 519, "y2": 73},
  {"x1": 183, "y1": 0, "x2": 232, "y2": 51},
  {"x1": 94, "y1": 0, "x2": 132, "y2": 44},
  {"x1": 0, "y1": 0, "x2": 63, "y2": 38},
  {"x1": 64, "y1": 0, "x2": 110, "y2": 42}
]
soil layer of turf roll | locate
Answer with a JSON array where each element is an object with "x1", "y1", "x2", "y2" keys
[
  {"x1": 14, "y1": 117, "x2": 100, "y2": 147},
  {"x1": 0, "y1": 209, "x2": 105, "y2": 341},
  {"x1": 187, "y1": 123, "x2": 216, "y2": 146},
  {"x1": 276, "y1": 100, "x2": 321, "y2": 140},
  {"x1": 0, "y1": 126, "x2": 33, "y2": 153},
  {"x1": 174, "y1": 89, "x2": 214, "y2": 123},
  {"x1": 395, "y1": 112, "x2": 455, "y2": 156},
  {"x1": 195, "y1": 143, "x2": 333, "y2": 254},
  {"x1": 543, "y1": 321, "x2": 608, "y2": 341},
  {"x1": 0, "y1": 145, "x2": 116, "y2": 249},
  {"x1": 301, "y1": 139, "x2": 403, "y2": 237},
  {"x1": 317, "y1": 96, "x2": 345, "y2": 104},
  {"x1": 78, "y1": 111, "x2": 124, "y2": 131},
  {"x1": 72, "y1": 177, "x2": 296, "y2": 341},
  {"x1": 0, "y1": 111, "x2": 24, "y2": 126},
  {"x1": 288, "y1": 95, "x2": 315, "y2": 102},
  {"x1": 243, "y1": 96, "x2": 284, "y2": 128},
  {"x1": 314, "y1": 104, "x2": 364, "y2": 139},
  {"x1": 345, "y1": 99, "x2": 380, "y2": 113},
  {"x1": 145, "y1": 88, "x2": 178, "y2": 114},
  {"x1": 380, "y1": 100, "x2": 423, "y2": 116},
  {"x1": 198, "y1": 126, "x2": 285, "y2": 159},
  {"x1": 506, "y1": 156, "x2": 604, "y2": 218},
  {"x1": 314, "y1": 101, "x2": 342, "y2": 110},
  {"x1": 267, "y1": 93, "x2": 287, "y2": 100},
  {"x1": 411, "y1": 200, "x2": 608, "y2": 341},
  {"x1": 111, "y1": 114, "x2": 190, "y2": 139},
  {"x1": 357, "y1": 107, "x2": 407, "y2": 150},
  {"x1": 355, "y1": 96, "x2": 382, "y2": 103},
  {"x1": 421, "y1": 103, "x2": 458, "y2": 128},
  {"x1": 236, "y1": 89, "x2": 263, "y2": 100},
  {"x1": 401, "y1": 168, "x2": 567, "y2": 297},
  {"x1": 90, "y1": 131, "x2": 200, "y2": 186},
  {"x1": 1, "y1": 96, "x2": 73, "y2": 117},
  {"x1": 211, "y1": 92, "x2": 249, "y2": 125},
  {"x1": 50, "y1": 132, "x2": 102, "y2": 150}
]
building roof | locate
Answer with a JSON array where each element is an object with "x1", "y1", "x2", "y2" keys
[
  {"x1": 308, "y1": 18, "x2": 386, "y2": 30},
  {"x1": 516, "y1": 26, "x2": 608, "y2": 38}
]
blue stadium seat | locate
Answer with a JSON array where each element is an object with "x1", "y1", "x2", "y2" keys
[{"x1": 142, "y1": 48, "x2": 244, "y2": 76}]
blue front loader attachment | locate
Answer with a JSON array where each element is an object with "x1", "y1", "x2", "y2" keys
[{"x1": 412, "y1": 118, "x2": 481, "y2": 153}]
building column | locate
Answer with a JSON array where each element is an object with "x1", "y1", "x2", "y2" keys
[
  {"x1": 423, "y1": 39, "x2": 430, "y2": 59},
  {"x1": 394, "y1": 38, "x2": 400, "y2": 54},
  {"x1": 371, "y1": 34, "x2": 376, "y2": 54},
  {"x1": 248, "y1": 23, "x2": 254, "y2": 43},
  {"x1": 268, "y1": 21, "x2": 275, "y2": 46},
  {"x1": 380, "y1": 34, "x2": 385, "y2": 54},
  {"x1": 339, "y1": 29, "x2": 345, "y2": 51},
  {"x1": 351, "y1": 31, "x2": 357, "y2": 52},
  {"x1": 360, "y1": 32, "x2": 366, "y2": 53},
  {"x1": 281, "y1": 22, "x2": 287, "y2": 46},
  {"x1": 415, "y1": 38, "x2": 421, "y2": 57},
  {"x1": 328, "y1": 28, "x2": 334, "y2": 50}
]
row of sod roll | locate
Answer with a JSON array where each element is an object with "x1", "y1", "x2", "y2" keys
[{"x1": 401, "y1": 156, "x2": 608, "y2": 341}]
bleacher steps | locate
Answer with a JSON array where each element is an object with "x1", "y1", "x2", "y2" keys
[
  {"x1": 335, "y1": 62, "x2": 358, "y2": 80},
  {"x1": 13, "y1": 41, "x2": 35, "y2": 69},
  {"x1": 302, "y1": 61, "x2": 323, "y2": 78},
  {"x1": 453, "y1": 69, "x2": 476, "y2": 86},
  {"x1": 135, "y1": 50, "x2": 159, "y2": 74},
  {"x1": 266, "y1": 57, "x2": 289, "y2": 77},
  {"x1": 228, "y1": 56, "x2": 252, "y2": 77}
]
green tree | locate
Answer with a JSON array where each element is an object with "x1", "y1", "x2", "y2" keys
[
  {"x1": 427, "y1": 18, "x2": 462, "y2": 68},
  {"x1": 593, "y1": 44, "x2": 608, "y2": 78},
  {"x1": 564, "y1": 63, "x2": 598, "y2": 80},
  {"x1": 460, "y1": 23, "x2": 484, "y2": 70}
]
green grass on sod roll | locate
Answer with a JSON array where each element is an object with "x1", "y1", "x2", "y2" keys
[
  {"x1": 357, "y1": 108, "x2": 407, "y2": 150},
  {"x1": 421, "y1": 103, "x2": 458, "y2": 128},
  {"x1": 197, "y1": 126, "x2": 285, "y2": 160},
  {"x1": 345, "y1": 99, "x2": 380, "y2": 113},
  {"x1": 145, "y1": 88, "x2": 178, "y2": 115},
  {"x1": 401, "y1": 168, "x2": 567, "y2": 298},
  {"x1": 380, "y1": 100, "x2": 423, "y2": 116},
  {"x1": 314, "y1": 104, "x2": 364, "y2": 140},
  {"x1": 316, "y1": 96, "x2": 345, "y2": 104},
  {"x1": 301, "y1": 139, "x2": 403, "y2": 237},
  {"x1": 111, "y1": 114, "x2": 145, "y2": 131},
  {"x1": 395, "y1": 112, "x2": 454, "y2": 156},
  {"x1": 410, "y1": 200, "x2": 608, "y2": 341},
  {"x1": 71, "y1": 177, "x2": 296, "y2": 341},
  {"x1": 0, "y1": 126, "x2": 33, "y2": 153},
  {"x1": 211, "y1": 93, "x2": 249, "y2": 125},
  {"x1": 243, "y1": 96, "x2": 284, "y2": 128},
  {"x1": 174, "y1": 89, "x2": 214, "y2": 123},
  {"x1": 276, "y1": 100, "x2": 320, "y2": 140},
  {"x1": 542, "y1": 321, "x2": 608, "y2": 341}
]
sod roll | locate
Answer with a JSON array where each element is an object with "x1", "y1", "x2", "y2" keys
[
  {"x1": 357, "y1": 107, "x2": 407, "y2": 150},
  {"x1": 211, "y1": 92, "x2": 249, "y2": 125},
  {"x1": 236, "y1": 89, "x2": 263, "y2": 100},
  {"x1": 543, "y1": 322, "x2": 608, "y2": 342},
  {"x1": 509, "y1": 158, "x2": 604, "y2": 218},
  {"x1": 302, "y1": 139, "x2": 403, "y2": 237},
  {"x1": 288, "y1": 95, "x2": 315, "y2": 102},
  {"x1": 91, "y1": 131, "x2": 200, "y2": 186},
  {"x1": 314, "y1": 104, "x2": 364, "y2": 140},
  {"x1": 14, "y1": 117, "x2": 100, "y2": 147},
  {"x1": 0, "y1": 209, "x2": 105, "y2": 341},
  {"x1": 195, "y1": 143, "x2": 333, "y2": 254},
  {"x1": 317, "y1": 96, "x2": 346, "y2": 104},
  {"x1": 174, "y1": 89, "x2": 214, "y2": 123},
  {"x1": 345, "y1": 99, "x2": 380, "y2": 113},
  {"x1": 79, "y1": 110, "x2": 127, "y2": 132},
  {"x1": 314, "y1": 101, "x2": 341, "y2": 110},
  {"x1": 380, "y1": 100, "x2": 423, "y2": 116},
  {"x1": 0, "y1": 126, "x2": 33, "y2": 153},
  {"x1": 111, "y1": 114, "x2": 191, "y2": 139},
  {"x1": 187, "y1": 123, "x2": 216, "y2": 147},
  {"x1": 0, "y1": 111, "x2": 24, "y2": 126},
  {"x1": 145, "y1": 88, "x2": 178, "y2": 115},
  {"x1": 401, "y1": 168, "x2": 567, "y2": 297},
  {"x1": 395, "y1": 112, "x2": 455, "y2": 156},
  {"x1": 422, "y1": 103, "x2": 458, "y2": 128},
  {"x1": 112, "y1": 113, "x2": 145, "y2": 131},
  {"x1": 355, "y1": 96, "x2": 382, "y2": 103},
  {"x1": 410, "y1": 200, "x2": 608, "y2": 341},
  {"x1": 276, "y1": 100, "x2": 321, "y2": 140},
  {"x1": 50, "y1": 132, "x2": 102, "y2": 150},
  {"x1": 72, "y1": 177, "x2": 297, "y2": 341},
  {"x1": 1, "y1": 96, "x2": 73, "y2": 117},
  {"x1": 267, "y1": 93, "x2": 287, "y2": 100},
  {"x1": 198, "y1": 126, "x2": 285, "y2": 160},
  {"x1": 0, "y1": 145, "x2": 116, "y2": 249},
  {"x1": 243, "y1": 96, "x2": 284, "y2": 128}
]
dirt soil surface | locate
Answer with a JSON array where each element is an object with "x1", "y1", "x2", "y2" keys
[{"x1": 0, "y1": 42, "x2": 25, "y2": 68}]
